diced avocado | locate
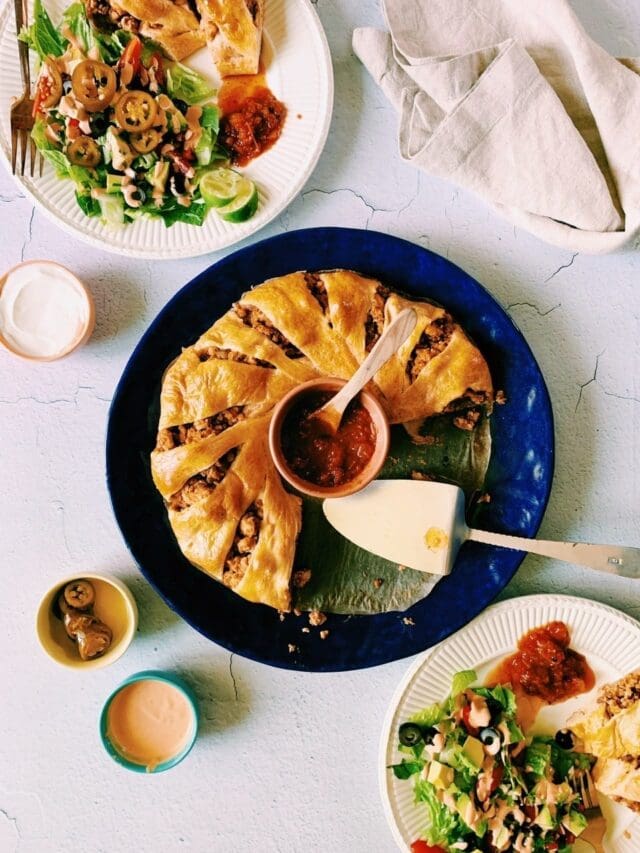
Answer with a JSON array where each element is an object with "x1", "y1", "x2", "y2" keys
[
  {"x1": 555, "y1": 782, "x2": 572, "y2": 804},
  {"x1": 463, "y1": 735, "x2": 485, "y2": 768},
  {"x1": 97, "y1": 192, "x2": 124, "y2": 227},
  {"x1": 455, "y1": 792, "x2": 476, "y2": 827},
  {"x1": 535, "y1": 805, "x2": 555, "y2": 830},
  {"x1": 492, "y1": 826, "x2": 510, "y2": 849},
  {"x1": 106, "y1": 174, "x2": 125, "y2": 194},
  {"x1": 562, "y1": 809, "x2": 587, "y2": 837},
  {"x1": 149, "y1": 161, "x2": 169, "y2": 195},
  {"x1": 427, "y1": 759, "x2": 454, "y2": 790}
]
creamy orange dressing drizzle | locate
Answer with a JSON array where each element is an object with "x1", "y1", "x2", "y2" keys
[{"x1": 107, "y1": 680, "x2": 193, "y2": 772}]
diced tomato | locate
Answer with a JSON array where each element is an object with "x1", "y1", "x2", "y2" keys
[
  {"x1": 488, "y1": 765, "x2": 503, "y2": 796},
  {"x1": 32, "y1": 75, "x2": 52, "y2": 117},
  {"x1": 410, "y1": 842, "x2": 446, "y2": 853},
  {"x1": 118, "y1": 36, "x2": 142, "y2": 78},
  {"x1": 167, "y1": 149, "x2": 194, "y2": 175},
  {"x1": 461, "y1": 703, "x2": 479, "y2": 736},
  {"x1": 147, "y1": 52, "x2": 164, "y2": 85}
]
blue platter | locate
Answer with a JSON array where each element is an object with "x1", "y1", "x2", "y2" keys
[{"x1": 106, "y1": 228, "x2": 554, "y2": 672}]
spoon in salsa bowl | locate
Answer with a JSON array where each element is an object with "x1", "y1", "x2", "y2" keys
[{"x1": 307, "y1": 308, "x2": 417, "y2": 434}]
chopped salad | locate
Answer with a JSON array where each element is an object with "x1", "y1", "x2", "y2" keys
[
  {"x1": 19, "y1": 0, "x2": 258, "y2": 227},
  {"x1": 391, "y1": 671, "x2": 594, "y2": 853}
]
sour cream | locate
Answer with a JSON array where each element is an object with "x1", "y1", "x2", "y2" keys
[
  {"x1": 0, "y1": 262, "x2": 92, "y2": 359},
  {"x1": 106, "y1": 678, "x2": 196, "y2": 772}
]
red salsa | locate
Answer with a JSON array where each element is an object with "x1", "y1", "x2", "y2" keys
[
  {"x1": 488, "y1": 621, "x2": 595, "y2": 705},
  {"x1": 218, "y1": 71, "x2": 286, "y2": 167},
  {"x1": 281, "y1": 391, "x2": 377, "y2": 488}
]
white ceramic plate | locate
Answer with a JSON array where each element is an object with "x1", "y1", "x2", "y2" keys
[
  {"x1": 380, "y1": 594, "x2": 640, "y2": 852},
  {"x1": 0, "y1": 0, "x2": 333, "y2": 258}
]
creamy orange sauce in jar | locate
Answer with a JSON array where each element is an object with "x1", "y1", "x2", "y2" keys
[{"x1": 106, "y1": 679, "x2": 194, "y2": 772}]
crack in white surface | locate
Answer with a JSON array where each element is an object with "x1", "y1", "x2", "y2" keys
[
  {"x1": 229, "y1": 653, "x2": 239, "y2": 701},
  {"x1": 20, "y1": 207, "x2": 35, "y2": 262},
  {"x1": 0, "y1": 386, "x2": 111, "y2": 406},
  {"x1": 604, "y1": 389, "x2": 640, "y2": 404},
  {"x1": 301, "y1": 185, "x2": 418, "y2": 228},
  {"x1": 575, "y1": 350, "x2": 604, "y2": 412},
  {"x1": 544, "y1": 252, "x2": 578, "y2": 282},
  {"x1": 0, "y1": 807, "x2": 20, "y2": 849},
  {"x1": 507, "y1": 301, "x2": 561, "y2": 316},
  {"x1": 143, "y1": 261, "x2": 152, "y2": 307},
  {"x1": 51, "y1": 500, "x2": 73, "y2": 559}
]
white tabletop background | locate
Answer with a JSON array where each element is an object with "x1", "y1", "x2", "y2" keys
[{"x1": 1, "y1": 1, "x2": 639, "y2": 851}]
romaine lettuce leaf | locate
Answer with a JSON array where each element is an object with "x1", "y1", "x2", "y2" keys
[
  {"x1": 18, "y1": 0, "x2": 66, "y2": 60},
  {"x1": 409, "y1": 703, "x2": 445, "y2": 727},
  {"x1": 41, "y1": 148, "x2": 70, "y2": 177},
  {"x1": 195, "y1": 126, "x2": 214, "y2": 166},
  {"x1": 390, "y1": 759, "x2": 424, "y2": 780},
  {"x1": 62, "y1": 3, "x2": 95, "y2": 52},
  {"x1": 75, "y1": 191, "x2": 100, "y2": 217},
  {"x1": 524, "y1": 740, "x2": 552, "y2": 778},
  {"x1": 451, "y1": 670, "x2": 477, "y2": 697},
  {"x1": 166, "y1": 63, "x2": 215, "y2": 104},
  {"x1": 154, "y1": 197, "x2": 209, "y2": 227},
  {"x1": 413, "y1": 779, "x2": 463, "y2": 847},
  {"x1": 200, "y1": 105, "x2": 219, "y2": 132},
  {"x1": 474, "y1": 684, "x2": 517, "y2": 716}
]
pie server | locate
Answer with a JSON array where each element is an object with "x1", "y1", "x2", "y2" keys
[{"x1": 322, "y1": 480, "x2": 640, "y2": 578}]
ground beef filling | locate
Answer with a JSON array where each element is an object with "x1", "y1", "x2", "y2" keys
[
  {"x1": 599, "y1": 673, "x2": 640, "y2": 719},
  {"x1": 156, "y1": 406, "x2": 246, "y2": 452},
  {"x1": 197, "y1": 346, "x2": 273, "y2": 368},
  {"x1": 168, "y1": 449, "x2": 238, "y2": 511},
  {"x1": 234, "y1": 303, "x2": 303, "y2": 359},
  {"x1": 223, "y1": 501, "x2": 263, "y2": 588},
  {"x1": 245, "y1": 0, "x2": 259, "y2": 19},
  {"x1": 85, "y1": 0, "x2": 139, "y2": 31},
  {"x1": 443, "y1": 389, "x2": 491, "y2": 431},
  {"x1": 364, "y1": 286, "x2": 390, "y2": 352},
  {"x1": 304, "y1": 272, "x2": 329, "y2": 313},
  {"x1": 406, "y1": 315, "x2": 455, "y2": 381}
]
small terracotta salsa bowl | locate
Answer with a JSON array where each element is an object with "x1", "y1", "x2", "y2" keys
[{"x1": 268, "y1": 377, "x2": 390, "y2": 499}]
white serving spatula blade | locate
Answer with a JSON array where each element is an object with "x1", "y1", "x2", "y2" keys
[{"x1": 323, "y1": 480, "x2": 640, "y2": 578}]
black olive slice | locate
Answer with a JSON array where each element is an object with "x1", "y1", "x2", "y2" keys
[
  {"x1": 399, "y1": 722, "x2": 424, "y2": 747},
  {"x1": 479, "y1": 726, "x2": 502, "y2": 755},
  {"x1": 555, "y1": 729, "x2": 576, "y2": 750},
  {"x1": 423, "y1": 726, "x2": 438, "y2": 745}
]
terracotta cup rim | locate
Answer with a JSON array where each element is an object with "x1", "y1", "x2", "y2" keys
[
  {"x1": 0, "y1": 259, "x2": 95, "y2": 362},
  {"x1": 268, "y1": 376, "x2": 390, "y2": 499}
]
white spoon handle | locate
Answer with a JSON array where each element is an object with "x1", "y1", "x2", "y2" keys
[
  {"x1": 467, "y1": 527, "x2": 640, "y2": 578},
  {"x1": 328, "y1": 308, "x2": 417, "y2": 415}
]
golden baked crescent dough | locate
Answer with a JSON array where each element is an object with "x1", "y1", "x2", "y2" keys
[
  {"x1": 196, "y1": 0, "x2": 264, "y2": 77},
  {"x1": 150, "y1": 271, "x2": 494, "y2": 612}
]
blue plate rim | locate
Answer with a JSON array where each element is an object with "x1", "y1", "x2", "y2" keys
[{"x1": 106, "y1": 227, "x2": 555, "y2": 672}]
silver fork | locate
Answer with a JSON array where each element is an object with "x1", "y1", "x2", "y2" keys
[
  {"x1": 572, "y1": 769, "x2": 606, "y2": 853},
  {"x1": 10, "y1": 0, "x2": 42, "y2": 176}
]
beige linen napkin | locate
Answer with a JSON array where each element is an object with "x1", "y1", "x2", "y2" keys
[{"x1": 353, "y1": 0, "x2": 640, "y2": 252}]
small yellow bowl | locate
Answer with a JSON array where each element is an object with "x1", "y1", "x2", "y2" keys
[{"x1": 36, "y1": 574, "x2": 138, "y2": 670}]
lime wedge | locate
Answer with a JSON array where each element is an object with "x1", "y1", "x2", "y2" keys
[
  {"x1": 217, "y1": 178, "x2": 259, "y2": 223},
  {"x1": 199, "y1": 168, "x2": 243, "y2": 208}
]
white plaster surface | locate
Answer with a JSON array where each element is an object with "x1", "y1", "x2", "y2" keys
[{"x1": 0, "y1": 1, "x2": 639, "y2": 851}]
